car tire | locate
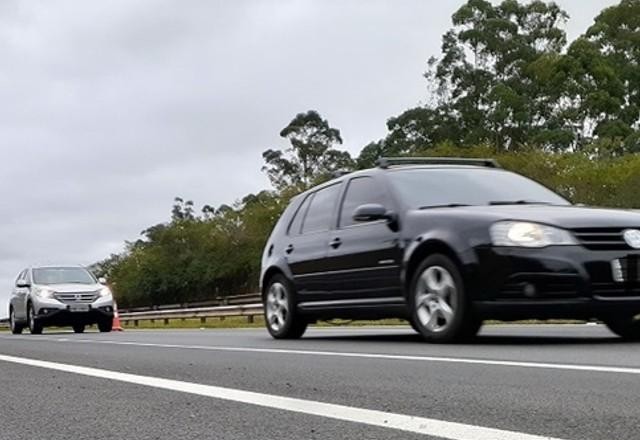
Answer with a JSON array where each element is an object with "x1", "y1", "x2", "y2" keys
[
  {"x1": 72, "y1": 324, "x2": 85, "y2": 334},
  {"x1": 27, "y1": 303, "x2": 43, "y2": 335},
  {"x1": 604, "y1": 315, "x2": 640, "y2": 340},
  {"x1": 98, "y1": 319, "x2": 113, "y2": 333},
  {"x1": 9, "y1": 308, "x2": 24, "y2": 335},
  {"x1": 409, "y1": 254, "x2": 480, "y2": 343},
  {"x1": 264, "y1": 274, "x2": 307, "y2": 339}
]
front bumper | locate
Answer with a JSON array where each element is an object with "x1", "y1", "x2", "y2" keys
[
  {"x1": 33, "y1": 296, "x2": 114, "y2": 326},
  {"x1": 469, "y1": 246, "x2": 640, "y2": 320}
]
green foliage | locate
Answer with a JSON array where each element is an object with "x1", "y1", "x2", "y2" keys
[{"x1": 262, "y1": 110, "x2": 354, "y2": 190}]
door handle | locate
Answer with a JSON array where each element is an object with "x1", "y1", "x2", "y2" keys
[
  {"x1": 285, "y1": 244, "x2": 294, "y2": 254},
  {"x1": 329, "y1": 237, "x2": 342, "y2": 249}
]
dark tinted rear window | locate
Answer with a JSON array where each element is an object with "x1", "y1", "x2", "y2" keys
[{"x1": 301, "y1": 184, "x2": 341, "y2": 234}]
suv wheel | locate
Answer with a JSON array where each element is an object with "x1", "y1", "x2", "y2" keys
[
  {"x1": 409, "y1": 254, "x2": 480, "y2": 343},
  {"x1": 9, "y1": 308, "x2": 24, "y2": 335},
  {"x1": 27, "y1": 303, "x2": 43, "y2": 335},
  {"x1": 604, "y1": 315, "x2": 640, "y2": 340},
  {"x1": 98, "y1": 319, "x2": 113, "y2": 333},
  {"x1": 72, "y1": 324, "x2": 85, "y2": 334},
  {"x1": 264, "y1": 275, "x2": 307, "y2": 339}
]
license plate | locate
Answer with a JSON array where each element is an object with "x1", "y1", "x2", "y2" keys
[
  {"x1": 69, "y1": 304, "x2": 90, "y2": 313},
  {"x1": 612, "y1": 255, "x2": 640, "y2": 282}
]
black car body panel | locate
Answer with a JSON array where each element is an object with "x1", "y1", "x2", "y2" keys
[{"x1": 261, "y1": 163, "x2": 640, "y2": 323}]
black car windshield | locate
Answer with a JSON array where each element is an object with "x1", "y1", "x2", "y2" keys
[
  {"x1": 33, "y1": 267, "x2": 96, "y2": 285},
  {"x1": 387, "y1": 167, "x2": 570, "y2": 209}
]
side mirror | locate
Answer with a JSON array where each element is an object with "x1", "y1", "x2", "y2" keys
[
  {"x1": 353, "y1": 204, "x2": 391, "y2": 222},
  {"x1": 16, "y1": 279, "x2": 30, "y2": 288},
  {"x1": 98, "y1": 277, "x2": 107, "y2": 285}
]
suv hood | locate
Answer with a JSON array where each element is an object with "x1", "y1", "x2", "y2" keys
[
  {"x1": 416, "y1": 205, "x2": 640, "y2": 229},
  {"x1": 38, "y1": 283, "x2": 102, "y2": 293}
]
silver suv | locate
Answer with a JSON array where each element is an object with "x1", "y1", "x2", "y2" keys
[{"x1": 8, "y1": 265, "x2": 115, "y2": 334}]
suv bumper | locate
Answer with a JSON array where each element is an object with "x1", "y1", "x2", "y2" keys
[{"x1": 33, "y1": 296, "x2": 114, "y2": 326}]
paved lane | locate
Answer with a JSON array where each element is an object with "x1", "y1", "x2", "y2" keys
[{"x1": 1, "y1": 325, "x2": 639, "y2": 439}]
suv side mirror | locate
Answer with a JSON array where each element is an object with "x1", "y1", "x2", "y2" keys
[
  {"x1": 98, "y1": 277, "x2": 107, "y2": 285},
  {"x1": 353, "y1": 204, "x2": 391, "y2": 222},
  {"x1": 16, "y1": 279, "x2": 30, "y2": 288}
]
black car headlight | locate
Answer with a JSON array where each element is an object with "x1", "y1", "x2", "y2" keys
[{"x1": 490, "y1": 221, "x2": 577, "y2": 248}]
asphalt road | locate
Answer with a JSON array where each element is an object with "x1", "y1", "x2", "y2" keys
[{"x1": 1, "y1": 324, "x2": 639, "y2": 440}]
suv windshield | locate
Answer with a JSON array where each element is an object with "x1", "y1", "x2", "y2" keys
[
  {"x1": 387, "y1": 167, "x2": 569, "y2": 209},
  {"x1": 32, "y1": 267, "x2": 96, "y2": 285}
]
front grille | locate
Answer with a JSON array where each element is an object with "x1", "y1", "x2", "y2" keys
[
  {"x1": 54, "y1": 291, "x2": 99, "y2": 304},
  {"x1": 571, "y1": 227, "x2": 630, "y2": 250}
]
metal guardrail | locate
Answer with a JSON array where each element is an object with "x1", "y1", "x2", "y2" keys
[{"x1": 118, "y1": 302, "x2": 264, "y2": 326}]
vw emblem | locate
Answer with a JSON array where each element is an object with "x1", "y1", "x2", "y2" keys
[
  {"x1": 75, "y1": 294, "x2": 81, "y2": 300},
  {"x1": 623, "y1": 229, "x2": 640, "y2": 249}
]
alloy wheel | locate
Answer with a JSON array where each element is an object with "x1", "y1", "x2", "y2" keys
[
  {"x1": 266, "y1": 282, "x2": 289, "y2": 332},
  {"x1": 414, "y1": 265, "x2": 458, "y2": 333}
]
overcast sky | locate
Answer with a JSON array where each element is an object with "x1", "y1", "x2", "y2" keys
[{"x1": 0, "y1": 0, "x2": 618, "y2": 316}]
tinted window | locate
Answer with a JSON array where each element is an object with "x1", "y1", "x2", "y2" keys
[
  {"x1": 301, "y1": 184, "x2": 341, "y2": 234},
  {"x1": 387, "y1": 168, "x2": 569, "y2": 209},
  {"x1": 287, "y1": 195, "x2": 312, "y2": 235},
  {"x1": 33, "y1": 267, "x2": 96, "y2": 285},
  {"x1": 16, "y1": 270, "x2": 26, "y2": 284},
  {"x1": 339, "y1": 177, "x2": 388, "y2": 227}
]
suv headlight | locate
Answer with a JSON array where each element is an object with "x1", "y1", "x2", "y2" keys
[
  {"x1": 34, "y1": 287, "x2": 54, "y2": 298},
  {"x1": 490, "y1": 221, "x2": 577, "y2": 248},
  {"x1": 99, "y1": 286, "x2": 113, "y2": 298}
]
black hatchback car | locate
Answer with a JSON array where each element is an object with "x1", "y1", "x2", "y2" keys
[{"x1": 260, "y1": 157, "x2": 640, "y2": 342}]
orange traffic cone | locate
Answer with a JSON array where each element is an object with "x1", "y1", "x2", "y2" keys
[{"x1": 112, "y1": 301, "x2": 123, "y2": 331}]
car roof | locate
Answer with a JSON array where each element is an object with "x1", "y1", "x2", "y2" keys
[{"x1": 29, "y1": 264, "x2": 87, "y2": 270}]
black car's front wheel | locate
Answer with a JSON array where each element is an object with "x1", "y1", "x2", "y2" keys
[
  {"x1": 264, "y1": 275, "x2": 307, "y2": 339},
  {"x1": 409, "y1": 254, "x2": 481, "y2": 343},
  {"x1": 604, "y1": 315, "x2": 640, "y2": 340}
]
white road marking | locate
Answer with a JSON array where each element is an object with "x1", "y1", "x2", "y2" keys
[
  {"x1": 2, "y1": 334, "x2": 639, "y2": 375},
  {"x1": 0, "y1": 353, "x2": 564, "y2": 440}
]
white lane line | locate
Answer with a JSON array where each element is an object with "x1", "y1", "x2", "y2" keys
[
  {"x1": 0, "y1": 353, "x2": 563, "y2": 440},
  {"x1": 2, "y1": 334, "x2": 639, "y2": 375}
]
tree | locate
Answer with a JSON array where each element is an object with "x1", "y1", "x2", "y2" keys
[
  {"x1": 262, "y1": 110, "x2": 354, "y2": 190},
  {"x1": 385, "y1": 0, "x2": 571, "y2": 152}
]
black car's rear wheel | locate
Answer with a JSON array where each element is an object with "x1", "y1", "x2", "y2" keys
[
  {"x1": 409, "y1": 254, "x2": 481, "y2": 343},
  {"x1": 603, "y1": 315, "x2": 640, "y2": 340},
  {"x1": 264, "y1": 274, "x2": 307, "y2": 339},
  {"x1": 27, "y1": 304, "x2": 43, "y2": 335},
  {"x1": 9, "y1": 308, "x2": 24, "y2": 335}
]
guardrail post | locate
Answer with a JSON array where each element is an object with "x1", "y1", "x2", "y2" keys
[
  {"x1": 200, "y1": 317, "x2": 206, "y2": 324},
  {"x1": 247, "y1": 315, "x2": 254, "y2": 324},
  {"x1": 134, "y1": 320, "x2": 139, "y2": 327},
  {"x1": 164, "y1": 318, "x2": 169, "y2": 325}
]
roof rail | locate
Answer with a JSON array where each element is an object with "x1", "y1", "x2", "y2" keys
[{"x1": 375, "y1": 157, "x2": 500, "y2": 169}]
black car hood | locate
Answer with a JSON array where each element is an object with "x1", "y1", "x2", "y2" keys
[{"x1": 414, "y1": 205, "x2": 640, "y2": 229}]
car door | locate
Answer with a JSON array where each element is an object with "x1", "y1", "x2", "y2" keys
[
  {"x1": 285, "y1": 183, "x2": 342, "y2": 302},
  {"x1": 12, "y1": 269, "x2": 30, "y2": 320},
  {"x1": 324, "y1": 175, "x2": 402, "y2": 302}
]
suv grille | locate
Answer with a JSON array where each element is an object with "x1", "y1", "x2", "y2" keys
[
  {"x1": 54, "y1": 291, "x2": 99, "y2": 304},
  {"x1": 571, "y1": 227, "x2": 630, "y2": 250}
]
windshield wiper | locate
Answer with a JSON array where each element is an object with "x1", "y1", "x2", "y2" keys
[
  {"x1": 488, "y1": 200, "x2": 552, "y2": 206},
  {"x1": 419, "y1": 203, "x2": 472, "y2": 210}
]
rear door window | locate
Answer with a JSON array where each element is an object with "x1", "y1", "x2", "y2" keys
[{"x1": 301, "y1": 184, "x2": 341, "y2": 234}]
